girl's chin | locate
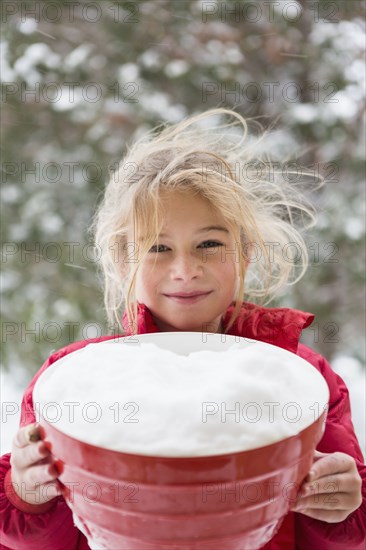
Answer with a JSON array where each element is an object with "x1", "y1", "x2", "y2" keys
[
  {"x1": 173, "y1": 327, "x2": 207, "y2": 333},
  {"x1": 156, "y1": 318, "x2": 220, "y2": 333}
]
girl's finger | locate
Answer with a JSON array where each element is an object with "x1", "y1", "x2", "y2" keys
[
  {"x1": 313, "y1": 450, "x2": 328, "y2": 460},
  {"x1": 13, "y1": 424, "x2": 40, "y2": 449},
  {"x1": 291, "y1": 492, "x2": 362, "y2": 514},
  {"x1": 301, "y1": 472, "x2": 361, "y2": 498},
  {"x1": 307, "y1": 452, "x2": 355, "y2": 482},
  {"x1": 12, "y1": 476, "x2": 62, "y2": 505},
  {"x1": 24, "y1": 461, "x2": 59, "y2": 487},
  {"x1": 11, "y1": 441, "x2": 51, "y2": 470},
  {"x1": 293, "y1": 491, "x2": 358, "y2": 511}
]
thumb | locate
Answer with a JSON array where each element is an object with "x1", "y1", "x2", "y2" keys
[
  {"x1": 313, "y1": 450, "x2": 329, "y2": 461},
  {"x1": 304, "y1": 450, "x2": 329, "y2": 482}
]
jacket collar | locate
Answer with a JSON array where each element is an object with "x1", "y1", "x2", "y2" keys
[
  {"x1": 122, "y1": 301, "x2": 314, "y2": 353},
  {"x1": 222, "y1": 301, "x2": 314, "y2": 353}
]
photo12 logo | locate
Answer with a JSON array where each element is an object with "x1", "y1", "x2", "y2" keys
[
  {"x1": 200, "y1": 1, "x2": 340, "y2": 24},
  {"x1": 2, "y1": 81, "x2": 139, "y2": 105},
  {"x1": 1, "y1": 2, "x2": 140, "y2": 24}
]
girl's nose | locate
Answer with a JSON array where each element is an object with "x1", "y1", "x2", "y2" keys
[{"x1": 170, "y1": 254, "x2": 203, "y2": 280}]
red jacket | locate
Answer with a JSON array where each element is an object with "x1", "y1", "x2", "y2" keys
[{"x1": 1, "y1": 301, "x2": 365, "y2": 550}]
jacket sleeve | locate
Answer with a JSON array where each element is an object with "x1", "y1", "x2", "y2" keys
[
  {"x1": 0, "y1": 343, "x2": 95, "y2": 550},
  {"x1": 0, "y1": 453, "x2": 87, "y2": 550},
  {"x1": 294, "y1": 344, "x2": 366, "y2": 549}
]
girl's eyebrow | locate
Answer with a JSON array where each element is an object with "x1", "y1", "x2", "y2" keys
[{"x1": 159, "y1": 226, "x2": 229, "y2": 238}]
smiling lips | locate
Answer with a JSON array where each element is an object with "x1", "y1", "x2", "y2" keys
[{"x1": 164, "y1": 291, "x2": 213, "y2": 304}]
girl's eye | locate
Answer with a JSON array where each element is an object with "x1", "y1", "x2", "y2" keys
[
  {"x1": 148, "y1": 244, "x2": 169, "y2": 253},
  {"x1": 199, "y1": 241, "x2": 223, "y2": 248},
  {"x1": 148, "y1": 241, "x2": 223, "y2": 253}
]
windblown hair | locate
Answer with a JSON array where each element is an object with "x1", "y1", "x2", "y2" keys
[{"x1": 91, "y1": 108, "x2": 320, "y2": 335}]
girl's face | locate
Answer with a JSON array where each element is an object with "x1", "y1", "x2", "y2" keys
[{"x1": 133, "y1": 190, "x2": 240, "y2": 332}]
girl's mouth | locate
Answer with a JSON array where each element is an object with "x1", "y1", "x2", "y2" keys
[{"x1": 164, "y1": 291, "x2": 213, "y2": 304}]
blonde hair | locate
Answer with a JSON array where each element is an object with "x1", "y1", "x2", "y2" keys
[{"x1": 91, "y1": 108, "x2": 320, "y2": 335}]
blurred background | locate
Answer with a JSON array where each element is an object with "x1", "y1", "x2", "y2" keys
[{"x1": 1, "y1": 0, "x2": 365, "y2": 453}]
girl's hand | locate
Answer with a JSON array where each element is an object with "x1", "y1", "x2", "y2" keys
[
  {"x1": 10, "y1": 423, "x2": 62, "y2": 505},
  {"x1": 291, "y1": 450, "x2": 363, "y2": 522}
]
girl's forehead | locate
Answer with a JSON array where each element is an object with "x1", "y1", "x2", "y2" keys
[
  {"x1": 160, "y1": 188, "x2": 202, "y2": 203},
  {"x1": 130, "y1": 189, "x2": 239, "y2": 239},
  {"x1": 159, "y1": 194, "x2": 227, "y2": 227},
  {"x1": 159, "y1": 189, "x2": 219, "y2": 214}
]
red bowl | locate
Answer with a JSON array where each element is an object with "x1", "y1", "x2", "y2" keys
[
  {"x1": 34, "y1": 333, "x2": 329, "y2": 549},
  {"x1": 39, "y1": 414, "x2": 326, "y2": 549}
]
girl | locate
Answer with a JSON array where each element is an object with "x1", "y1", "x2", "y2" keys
[{"x1": 1, "y1": 109, "x2": 364, "y2": 550}]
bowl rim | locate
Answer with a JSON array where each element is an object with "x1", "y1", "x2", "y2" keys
[
  {"x1": 38, "y1": 407, "x2": 328, "y2": 462},
  {"x1": 33, "y1": 332, "x2": 330, "y2": 459}
]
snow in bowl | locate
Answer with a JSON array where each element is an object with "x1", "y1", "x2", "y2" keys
[{"x1": 33, "y1": 332, "x2": 329, "y2": 549}]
